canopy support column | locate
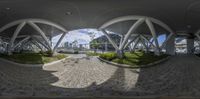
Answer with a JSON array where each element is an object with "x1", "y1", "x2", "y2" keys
[
  {"x1": 187, "y1": 38, "x2": 194, "y2": 54},
  {"x1": 53, "y1": 32, "x2": 67, "y2": 54},
  {"x1": 132, "y1": 37, "x2": 140, "y2": 51},
  {"x1": 119, "y1": 18, "x2": 145, "y2": 50},
  {"x1": 146, "y1": 19, "x2": 160, "y2": 55},
  {"x1": 27, "y1": 21, "x2": 52, "y2": 50},
  {"x1": 166, "y1": 34, "x2": 175, "y2": 55},
  {"x1": 101, "y1": 30, "x2": 119, "y2": 50},
  {"x1": 8, "y1": 22, "x2": 26, "y2": 55},
  {"x1": 13, "y1": 36, "x2": 31, "y2": 49}
]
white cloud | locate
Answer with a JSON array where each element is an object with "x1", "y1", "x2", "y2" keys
[
  {"x1": 52, "y1": 29, "x2": 104, "y2": 47},
  {"x1": 176, "y1": 39, "x2": 186, "y2": 44}
]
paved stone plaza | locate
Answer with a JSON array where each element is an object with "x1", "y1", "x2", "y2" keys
[{"x1": 0, "y1": 54, "x2": 200, "y2": 97}]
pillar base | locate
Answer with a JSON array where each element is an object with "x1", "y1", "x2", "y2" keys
[
  {"x1": 7, "y1": 51, "x2": 12, "y2": 55},
  {"x1": 187, "y1": 38, "x2": 194, "y2": 54},
  {"x1": 166, "y1": 34, "x2": 175, "y2": 55},
  {"x1": 154, "y1": 50, "x2": 160, "y2": 56},
  {"x1": 116, "y1": 50, "x2": 124, "y2": 58}
]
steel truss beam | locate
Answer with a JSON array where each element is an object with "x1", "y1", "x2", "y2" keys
[
  {"x1": 0, "y1": 19, "x2": 68, "y2": 55},
  {"x1": 99, "y1": 15, "x2": 174, "y2": 55}
]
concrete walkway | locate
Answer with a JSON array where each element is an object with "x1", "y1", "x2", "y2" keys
[{"x1": 0, "y1": 54, "x2": 200, "y2": 97}]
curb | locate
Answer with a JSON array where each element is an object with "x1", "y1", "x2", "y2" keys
[
  {"x1": 194, "y1": 54, "x2": 200, "y2": 59},
  {"x1": 0, "y1": 96, "x2": 197, "y2": 99},
  {"x1": 0, "y1": 56, "x2": 70, "y2": 68},
  {"x1": 98, "y1": 56, "x2": 171, "y2": 69}
]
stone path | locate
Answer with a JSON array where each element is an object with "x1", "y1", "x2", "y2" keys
[{"x1": 0, "y1": 54, "x2": 200, "y2": 97}]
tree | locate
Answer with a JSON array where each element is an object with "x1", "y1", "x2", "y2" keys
[{"x1": 90, "y1": 40, "x2": 100, "y2": 53}]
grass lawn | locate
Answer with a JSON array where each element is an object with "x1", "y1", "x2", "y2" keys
[
  {"x1": 86, "y1": 52, "x2": 101, "y2": 56},
  {"x1": 100, "y1": 52, "x2": 169, "y2": 67},
  {"x1": 0, "y1": 53, "x2": 67, "y2": 64}
]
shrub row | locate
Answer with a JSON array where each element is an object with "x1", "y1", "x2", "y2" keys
[
  {"x1": 86, "y1": 52, "x2": 101, "y2": 56},
  {"x1": 99, "y1": 52, "x2": 117, "y2": 61}
]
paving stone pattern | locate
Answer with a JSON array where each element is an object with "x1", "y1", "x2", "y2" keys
[{"x1": 0, "y1": 54, "x2": 199, "y2": 97}]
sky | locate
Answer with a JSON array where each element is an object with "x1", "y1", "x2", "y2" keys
[
  {"x1": 157, "y1": 34, "x2": 166, "y2": 46},
  {"x1": 52, "y1": 29, "x2": 104, "y2": 47},
  {"x1": 52, "y1": 29, "x2": 167, "y2": 47}
]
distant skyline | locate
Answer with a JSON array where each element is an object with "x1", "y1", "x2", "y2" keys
[
  {"x1": 52, "y1": 29, "x2": 167, "y2": 47},
  {"x1": 52, "y1": 29, "x2": 103, "y2": 47}
]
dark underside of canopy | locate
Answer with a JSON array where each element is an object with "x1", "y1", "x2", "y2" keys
[{"x1": 0, "y1": 0, "x2": 200, "y2": 37}]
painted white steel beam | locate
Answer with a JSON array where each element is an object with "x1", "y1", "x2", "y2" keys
[
  {"x1": 53, "y1": 32, "x2": 67, "y2": 53},
  {"x1": 140, "y1": 36, "x2": 148, "y2": 51},
  {"x1": 120, "y1": 35, "x2": 124, "y2": 46},
  {"x1": 27, "y1": 21, "x2": 52, "y2": 50},
  {"x1": 0, "y1": 18, "x2": 68, "y2": 54},
  {"x1": 119, "y1": 18, "x2": 145, "y2": 50},
  {"x1": 140, "y1": 34, "x2": 156, "y2": 48},
  {"x1": 160, "y1": 33, "x2": 174, "y2": 49},
  {"x1": 145, "y1": 18, "x2": 160, "y2": 55},
  {"x1": 150, "y1": 18, "x2": 173, "y2": 33},
  {"x1": 99, "y1": 16, "x2": 145, "y2": 29},
  {"x1": 99, "y1": 15, "x2": 174, "y2": 55},
  {"x1": 124, "y1": 35, "x2": 139, "y2": 49},
  {"x1": 132, "y1": 37, "x2": 140, "y2": 51},
  {"x1": 9, "y1": 22, "x2": 26, "y2": 51},
  {"x1": 0, "y1": 19, "x2": 67, "y2": 33},
  {"x1": 31, "y1": 40, "x2": 43, "y2": 51},
  {"x1": 32, "y1": 37, "x2": 50, "y2": 50},
  {"x1": 101, "y1": 29, "x2": 119, "y2": 50},
  {"x1": 13, "y1": 36, "x2": 31, "y2": 49},
  {"x1": 195, "y1": 30, "x2": 200, "y2": 41}
]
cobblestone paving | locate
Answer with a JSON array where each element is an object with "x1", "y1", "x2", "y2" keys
[{"x1": 0, "y1": 54, "x2": 200, "y2": 97}]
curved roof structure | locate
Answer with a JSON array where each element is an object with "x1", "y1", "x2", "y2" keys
[
  {"x1": 0, "y1": 0, "x2": 199, "y2": 55},
  {"x1": 0, "y1": 0, "x2": 200, "y2": 33}
]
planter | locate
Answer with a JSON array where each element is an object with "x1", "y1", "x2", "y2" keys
[
  {"x1": 0, "y1": 56, "x2": 70, "y2": 68},
  {"x1": 98, "y1": 56, "x2": 171, "y2": 68}
]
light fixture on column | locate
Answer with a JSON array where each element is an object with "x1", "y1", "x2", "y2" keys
[
  {"x1": 65, "y1": 11, "x2": 72, "y2": 15},
  {"x1": 187, "y1": 25, "x2": 191, "y2": 29},
  {"x1": 5, "y1": 7, "x2": 10, "y2": 10}
]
